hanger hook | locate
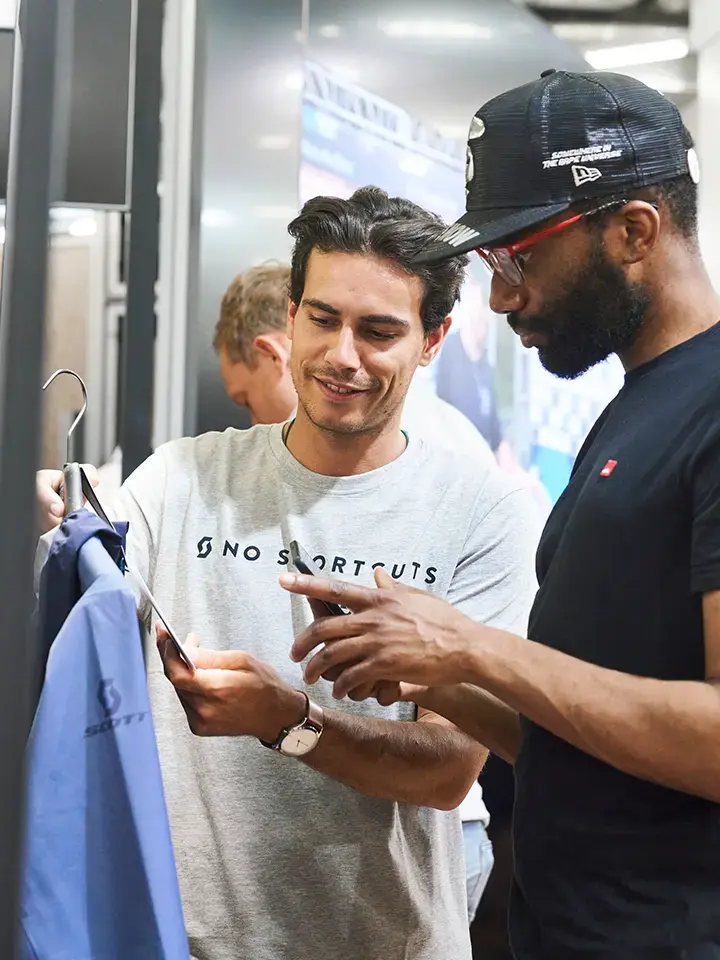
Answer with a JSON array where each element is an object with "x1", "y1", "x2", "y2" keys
[{"x1": 42, "y1": 368, "x2": 88, "y2": 464}]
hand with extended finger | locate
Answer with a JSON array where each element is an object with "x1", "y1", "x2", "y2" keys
[
  {"x1": 280, "y1": 567, "x2": 474, "y2": 701},
  {"x1": 296, "y1": 596, "x2": 398, "y2": 703}
]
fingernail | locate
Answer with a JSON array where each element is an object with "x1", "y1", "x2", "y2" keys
[
  {"x1": 51, "y1": 502, "x2": 63, "y2": 516},
  {"x1": 279, "y1": 573, "x2": 296, "y2": 587}
]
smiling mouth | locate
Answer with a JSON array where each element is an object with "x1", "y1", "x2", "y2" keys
[{"x1": 315, "y1": 378, "x2": 369, "y2": 399}]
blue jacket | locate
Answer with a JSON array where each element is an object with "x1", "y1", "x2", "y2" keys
[{"x1": 22, "y1": 512, "x2": 188, "y2": 959}]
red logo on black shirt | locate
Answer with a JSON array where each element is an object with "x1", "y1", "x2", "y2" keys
[{"x1": 600, "y1": 460, "x2": 618, "y2": 478}]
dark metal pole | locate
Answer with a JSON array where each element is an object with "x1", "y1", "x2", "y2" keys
[
  {"x1": 0, "y1": 0, "x2": 73, "y2": 954},
  {"x1": 120, "y1": 0, "x2": 165, "y2": 480}
]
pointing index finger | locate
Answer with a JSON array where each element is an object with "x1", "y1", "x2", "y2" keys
[{"x1": 278, "y1": 572, "x2": 378, "y2": 612}]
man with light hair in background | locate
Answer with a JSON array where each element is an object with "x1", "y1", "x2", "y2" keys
[
  {"x1": 213, "y1": 263, "x2": 301, "y2": 428},
  {"x1": 213, "y1": 259, "x2": 500, "y2": 925}
]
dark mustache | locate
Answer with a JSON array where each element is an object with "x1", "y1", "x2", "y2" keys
[{"x1": 309, "y1": 367, "x2": 379, "y2": 391}]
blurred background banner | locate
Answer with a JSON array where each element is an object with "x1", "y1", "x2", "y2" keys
[{"x1": 299, "y1": 59, "x2": 465, "y2": 216}]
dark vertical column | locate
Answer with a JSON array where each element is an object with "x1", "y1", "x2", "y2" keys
[
  {"x1": 120, "y1": 0, "x2": 165, "y2": 480},
  {"x1": 194, "y1": 0, "x2": 304, "y2": 436},
  {"x1": 180, "y1": 0, "x2": 206, "y2": 440},
  {"x1": 0, "y1": 0, "x2": 73, "y2": 953}
]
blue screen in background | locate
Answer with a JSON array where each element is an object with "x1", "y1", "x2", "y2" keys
[{"x1": 300, "y1": 101, "x2": 465, "y2": 224}]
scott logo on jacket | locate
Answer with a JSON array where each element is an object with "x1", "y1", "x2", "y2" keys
[{"x1": 84, "y1": 679, "x2": 149, "y2": 739}]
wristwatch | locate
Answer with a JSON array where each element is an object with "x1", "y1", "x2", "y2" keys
[{"x1": 260, "y1": 693, "x2": 324, "y2": 757}]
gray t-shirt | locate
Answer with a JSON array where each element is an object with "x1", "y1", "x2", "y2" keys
[{"x1": 108, "y1": 423, "x2": 538, "y2": 960}]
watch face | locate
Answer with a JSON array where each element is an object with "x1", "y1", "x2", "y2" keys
[{"x1": 280, "y1": 726, "x2": 319, "y2": 757}]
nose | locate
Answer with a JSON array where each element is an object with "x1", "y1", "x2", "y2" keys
[
  {"x1": 489, "y1": 272, "x2": 528, "y2": 315},
  {"x1": 325, "y1": 325, "x2": 361, "y2": 372}
]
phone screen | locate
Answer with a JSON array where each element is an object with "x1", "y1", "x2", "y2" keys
[{"x1": 289, "y1": 540, "x2": 349, "y2": 617}]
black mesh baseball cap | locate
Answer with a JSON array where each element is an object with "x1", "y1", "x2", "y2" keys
[{"x1": 414, "y1": 69, "x2": 699, "y2": 265}]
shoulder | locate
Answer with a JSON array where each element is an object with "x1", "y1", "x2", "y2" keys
[
  {"x1": 121, "y1": 425, "x2": 277, "y2": 504},
  {"x1": 155, "y1": 424, "x2": 275, "y2": 472},
  {"x1": 423, "y1": 438, "x2": 543, "y2": 559},
  {"x1": 402, "y1": 389, "x2": 495, "y2": 465},
  {"x1": 417, "y1": 428, "x2": 526, "y2": 519},
  {"x1": 684, "y1": 383, "x2": 720, "y2": 477}
]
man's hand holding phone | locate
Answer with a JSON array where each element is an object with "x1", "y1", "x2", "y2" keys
[
  {"x1": 289, "y1": 541, "x2": 349, "y2": 617},
  {"x1": 156, "y1": 625, "x2": 307, "y2": 740},
  {"x1": 284, "y1": 544, "x2": 402, "y2": 703}
]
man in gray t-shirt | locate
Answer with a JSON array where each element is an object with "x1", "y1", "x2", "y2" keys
[
  {"x1": 213, "y1": 262, "x2": 500, "y2": 924},
  {"x1": 39, "y1": 187, "x2": 538, "y2": 960}
]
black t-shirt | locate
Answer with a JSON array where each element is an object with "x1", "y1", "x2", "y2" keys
[{"x1": 511, "y1": 323, "x2": 720, "y2": 960}]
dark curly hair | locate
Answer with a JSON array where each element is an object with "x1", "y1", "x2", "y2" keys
[{"x1": 287, "y1": 186, "x2": 468, "y2": 335}]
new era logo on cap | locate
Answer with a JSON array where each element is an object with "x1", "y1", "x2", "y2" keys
[{"x1": 572, "y1": 164, "x2": 602, "y2": 187}]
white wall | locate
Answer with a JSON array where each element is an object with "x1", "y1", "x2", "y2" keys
[{"x1": 691, "y1": 0, "x2": 720, "y2": 287}]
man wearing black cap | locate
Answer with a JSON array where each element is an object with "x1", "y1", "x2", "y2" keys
[{"x1": 283, "y1": 71, "x2": 720, "y2": 959}]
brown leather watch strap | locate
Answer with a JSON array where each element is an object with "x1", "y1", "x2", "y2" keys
[{"x1": 305, "y1": 696, "x2": 324, "y2": 732}]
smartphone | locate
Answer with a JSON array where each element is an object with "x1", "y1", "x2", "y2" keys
[
  {"x1": 127, "y1": 566, "x2": 196, "y2": 671},
  {"x1": 289, "y1": 540, "x2": 349, "y2": 617},
  {"x1": 80, "y1": 466, "x2": 196, "y2": 671}
]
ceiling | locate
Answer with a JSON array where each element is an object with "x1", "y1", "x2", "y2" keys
[
  {"x1": 518, "y1": 0, "x2": 694, "y2": 108},
  {"x1": 524, "y1": 0, "x2": 688, "y2": 25},
  {"x1": 305, "y1": 0, "x2": 589, "y2": 142},
  {"x1": 305, "y1": 0, "x2": 695, "y2": 139}
]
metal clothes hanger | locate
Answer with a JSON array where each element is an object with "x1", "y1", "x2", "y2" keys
[
  {"x1": 40, "y1": 368, "x2": 194, "y2": 669},
  {"x1": 41, "y1": 368, "x2": 88, "y2": 516}
]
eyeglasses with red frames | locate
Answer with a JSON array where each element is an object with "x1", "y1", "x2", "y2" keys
[{"x1": 476, "y1": 198, "x2": 652, "y2": 287}]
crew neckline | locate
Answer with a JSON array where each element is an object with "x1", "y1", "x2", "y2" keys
[
  {"x1": 623, "y1": 320, "x2": 720, "y2": 386},
  {"x1": 267, "y1": 421, "x2": 425, "y2": 495}
]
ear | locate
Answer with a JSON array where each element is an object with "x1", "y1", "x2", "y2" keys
[
  {"x1": 418, "y1": 317, "x2": 452, "y2": 367},
  {"x1": 287, "y1": 300, "x2": 298, "y2": 341},
  {"x1": 606, "y1": 200, "x2": 661, "y2": 266},
  {"x1": 254, "y1": 332, "x2": 291, "y2": 370}
]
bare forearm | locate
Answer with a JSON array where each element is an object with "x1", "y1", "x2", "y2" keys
[
  {"x1": 301, "y1": 710, "x2": 485, "y2": 810},
  {"x1": 412, "y1": 684, "x2": 522, "y2": 764},
  {"x1": 463, "y1": 625, "x2": 720, "y2": 801}
]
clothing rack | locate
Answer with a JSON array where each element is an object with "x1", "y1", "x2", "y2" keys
[{"x1": 0, "y1": 0, "x2": 165, "y2": 954}]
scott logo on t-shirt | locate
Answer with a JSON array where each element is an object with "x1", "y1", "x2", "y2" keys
[{"x1": 195, "y1": 536, "x2": 439, "y2": 585}]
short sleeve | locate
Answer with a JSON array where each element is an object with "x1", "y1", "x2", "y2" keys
[
  {"x1": 447, "y1": 481, "x2": 541, "y2": 637},
  {"x1": 689, "y1": 418, "x2": 720, "y2": 594}
]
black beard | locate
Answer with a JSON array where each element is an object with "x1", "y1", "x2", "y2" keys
[{"x1": 509, "y1": 243, "x2": 651, "y2": 379}]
